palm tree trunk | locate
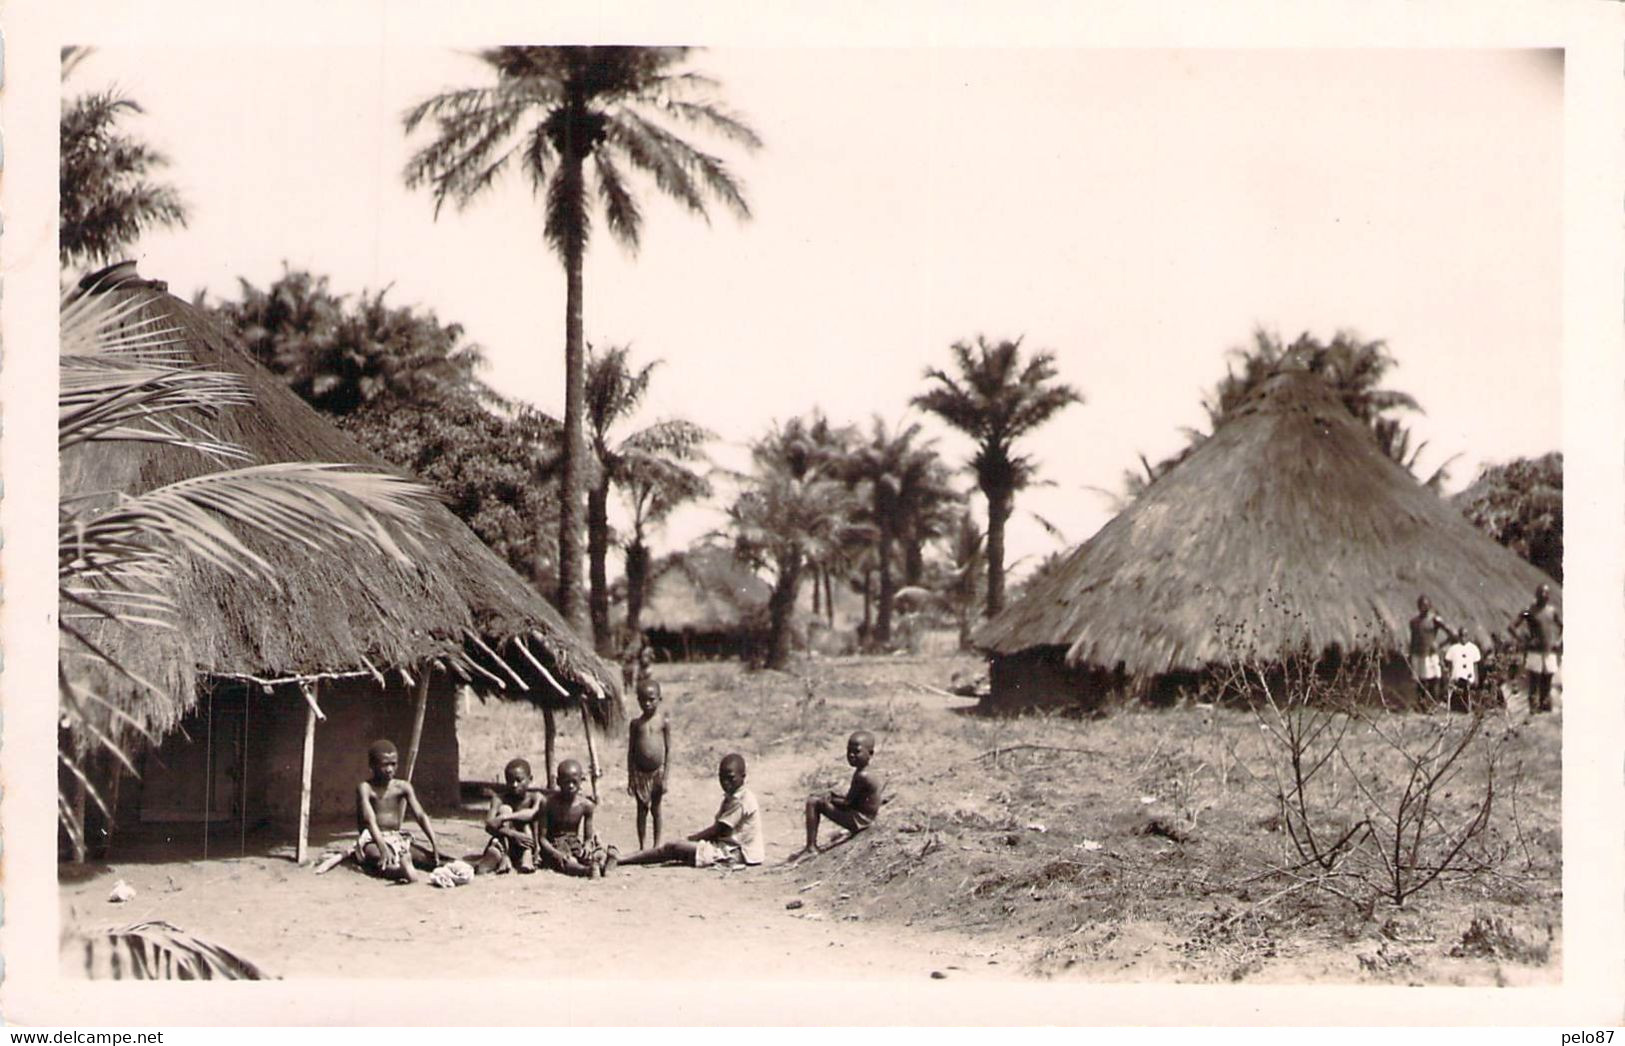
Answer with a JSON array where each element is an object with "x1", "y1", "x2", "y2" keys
[
  {"x1": 556, "y1": 159, "x2": 589, "y2": 635},
  {"x1": 985, "y1": 486, "x2": 1012, "y2": 618},
  {"x1": 766, "y1": 555, "x2": 803, "y2": 670},
  {"x1": 823, "y1": 568, "x2": 835, "y2": 626},
  {"x1": 625, "y1": 539, "x2": 650, "y2": 641},
  {"x1": 587, "y1": 479, "x2": 612, "y2": 654},
  {"x1": 904, "y1": 536, "x2": 926, "y2": 588},
  {"x1": 876, "y1": 530, "x2": 896, "y2": 644},
  {"x1": 860, "y1": 569, "x2": 873, "y2": 643},
  {"x1": 811, "y1": 565, "x2": 822, "y2": 616}
]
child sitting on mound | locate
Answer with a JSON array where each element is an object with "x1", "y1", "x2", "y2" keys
[
  {"x1": 537, "y1": 759, "x2": 616, "y2": 878},
  {"x1": 789, "y1": 730, "x2": 885, "y2": 863},
  {"x1": 354, "y1": 739, "x2": 443, "y2": 883},
  {"x1": 620, "y1": 753, "x2": 763, "y2": 869},
  {"x1": 477, "y1": 757, "x2": 544, "y2": 874}
]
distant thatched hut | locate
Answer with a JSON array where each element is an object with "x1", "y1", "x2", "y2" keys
[
  {"x1": 641, "y1": 545, "x2": 771, "y2": 662},
  {"x1": 976, "y1": 370, "x2": 1559, "y2": 712},
  {"x1": 63, "y1": 265, "x2": 619, "y2": 857}
]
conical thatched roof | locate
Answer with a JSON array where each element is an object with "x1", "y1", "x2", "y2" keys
[
  {"x1": 63, "y1": 267, "x2": 620, "y2": 738},
  {"x1": 642, "y1": 544, "x2": 771, "y2": 632},
  {"x1": 976, "y1": 369, "x2": 1559, "y2": 674}
]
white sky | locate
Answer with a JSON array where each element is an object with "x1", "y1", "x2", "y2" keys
[{"x1": 76, "y1": 46, "x2": 1562, "y2": 577}]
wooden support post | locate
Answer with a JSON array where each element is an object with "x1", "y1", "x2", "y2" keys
[
  {"x1": 580, "y1": 700, "x2": 601, "y2": 802},
  {"x1": 403, "y1": 673, "x2": 430, "y2": 782},
  {"x1": 71, "y1": 776, "x2": 88, "y2": 864},
  {"x1": 296, "y1": 682, "x2": 318, "y2": 866},
  {"x1": 104, "y1": 753, "x2": 124, "y2": 860},
  {"x1": 542, "y1": 705, "x2": 558, "y2": 787}
]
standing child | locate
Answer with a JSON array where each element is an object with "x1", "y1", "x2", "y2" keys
[
  {"x1": 619, "y1": 753, "x2": 764, "y2": 869},
  {"x1": 478, "y1": 757, "x2": 543, "y2": 874},
  {"x1": 354, "y1": 739, "x2": 443, "y2": 883},
  {"x1": 790, "y1": 730, "x2": 885, "y2": 862},
  {"x1": 627, "y1": 677, "x2": 672, "y2": 849},
  {"x1": 537, "y1": 759, "x2": 615, "y2": 878},
  {"x1": 1441, "y1": 631, "x2": 1483, "y2": 713}
]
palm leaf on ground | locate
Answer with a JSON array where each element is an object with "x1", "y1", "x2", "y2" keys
[{"x1": 74, "y1": 921, "x2": 274, "y2": 980}]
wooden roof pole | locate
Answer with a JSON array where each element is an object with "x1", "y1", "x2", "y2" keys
[
  {"x1": 580, "y1": 699, "x2": 601, "y2": 802},
  {"x1": 403, "y1": 672, "x2": 430, "y2": 782},
  {"x1": 296, "y1": 681, "x2": 320, "y2": 866}
]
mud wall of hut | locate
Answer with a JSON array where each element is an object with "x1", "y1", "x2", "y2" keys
[
  {"x1": 985, "y1": 647, "x2": 1124, "y2": 713},
  {"x1": 986, "y1": 646, "x2": 1460, "y2": 714},
  {"x1": 124, "y1": 676, "x2": 463, "y2": 833}
]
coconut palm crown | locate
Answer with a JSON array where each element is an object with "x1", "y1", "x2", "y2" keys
[
  {"x1": 912, "y1": 336, "x2": 1082, "y2": 618},
  {"x1": 402, "y1": 46, "x2": 759, "y2": 633}
]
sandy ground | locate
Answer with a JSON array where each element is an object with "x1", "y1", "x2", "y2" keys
[
  {"x1": 60, "y1": 656, "x2": 1560, "y2": 985},
  {"x1": 59, "y1": 689, "x2": 1010, "y2": 982}
]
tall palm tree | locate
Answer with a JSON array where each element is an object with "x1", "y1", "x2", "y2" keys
[
  {"x1": 913, "y1": 336, "x2": 1082, "y2": 618},
  {"x1": 584, "y1": 344, "x2": 713, "y2": 653},
  {"x1": 402, "y1": 46, "x2": 759, "y2": 634},
  {"x1": 729, "y1": 421, "x2": 864, "y2": 669},
  {"x1": 60, "y1": 47, "x2": 190, "y2": 269}
]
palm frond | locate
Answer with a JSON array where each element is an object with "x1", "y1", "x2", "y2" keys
[
  {"x1": 593, "y1": 151, "x2": 643, "y2": 249},
  {"x1": 75, "y1": 921, "x2": 274, "y2": 980}
]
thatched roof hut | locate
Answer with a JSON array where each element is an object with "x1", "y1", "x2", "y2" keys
[
  {"x1": 641, "y1": 544, "x2": 770, "y2": 661},
  {"x1": 976, "y1": 369, "x2": 1558, "y2": 708},
  {"x1": 64, "y1": 265, "x2": 619, "y2": 845}
]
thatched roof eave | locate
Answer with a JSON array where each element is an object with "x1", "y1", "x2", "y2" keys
[{"x1": 63, "y1": 273, "x2": 621, "y2": 738}]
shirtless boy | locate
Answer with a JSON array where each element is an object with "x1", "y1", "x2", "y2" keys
[
  {"x1": 355, "y1": 739, "x2": 442, "y2": 883},
  {"x1": 789, "y1": 731, "x2": 885, "y2": 862},
  {"x1": 1511, "y1": 583, "x2": 1563, "y2": 714},
  {"x1": 480, "y1": 757, "x2": 543, "y2": 874},
  {"x1": 1408, "y1": 595, "x2": 1453, "y2": 705},
  {"x1": 537, "y1": 759, "x2": 614, "y2": 878},
  {"x1": 619, "y1": 753, "x2": 764, "y2": 869},
  {"x1": 627, "y1": 677, "x2": 672, "y2": 849}
]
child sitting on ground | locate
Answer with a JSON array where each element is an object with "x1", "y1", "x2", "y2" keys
[
  {"x1": 354, "y1": 739, "x2": 443, "y2": 883},
  {"x1": 789, "y1": 730, "x2": 885, "y2": 862},
  {"x1": 619, "y1": 753, "x2": 764, "y2": 869},
  {"x1": 477, "y1": 757, "x2": 544, "y2": 874},
  {"x1": 627, "y1": 677, "x2": 672, "y2": 849},
  {"x1": 537, "y1": 759, "x2": 615, "y2": 878}
]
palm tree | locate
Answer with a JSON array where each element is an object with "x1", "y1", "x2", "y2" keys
[
  {"x1": 402, "y1": 46, "x2": 759, "y2": 634},
  {"x1": 729, "y1": 421, "x2": 863, "y2": 669},
  {"x1": 59, "y1": 278, "x2": 433, "y2": 859},
  {"x1": 60, "y1": 47, "x2": 190, "y2": 269},
  {"x1": 584, "y1": 344, "x2": 713, "y2": 653},
  {"x1": 1124, "y1": 328, "x2": 1442, "y2": 505},
  {"x1": 619, "y1": 455, "x2": 712, "y2": 648},
  {"x1": 941, "y1": 509, "x2": 986, "y2": 651},
  {"x1": 913, "y1": 336, "x2": 1082, "y2": 618},
  {"x1": 213, "y1": 268, "x2": 490, "y2": 416},
  {"x1": 897, "y1": 447, "x2": 959, "y2": 589},
  {"x1": 843, "y1": 418, "x2": 945, "y2": 646}
]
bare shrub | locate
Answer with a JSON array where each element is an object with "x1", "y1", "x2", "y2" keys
[{"x1": 1215, "y1": 609, "x2": 1510, "y2": 909}]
